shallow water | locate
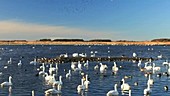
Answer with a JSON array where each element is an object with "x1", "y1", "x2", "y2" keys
[{"x1": 0, "y1": 45, "x2": 170, "y2": 96}]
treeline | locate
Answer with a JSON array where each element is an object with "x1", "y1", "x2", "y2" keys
[
  {"x1": 88, "y1": 39, "x2": 112, "y2": 42},
  {"x1": 0, "y1": 40, "x2": 27, "y2": 42},
  {"x1": 39, "y1": 39, "x2": 112, "y2": 42},
  {"x1": 151, "y1": 38, "x2": 170, "y2": 42},
  {"x1": 39, "y1": 39, "x2": 84, "y2": 42}
]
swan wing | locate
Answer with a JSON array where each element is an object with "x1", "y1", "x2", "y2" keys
[{"x1": 107, "y1": 90, "x2": 118, "y2": 96}]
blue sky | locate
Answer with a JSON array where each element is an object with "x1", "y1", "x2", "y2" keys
[{"x1": 0, "y1": 0, "x2": 170, "y2": 41}]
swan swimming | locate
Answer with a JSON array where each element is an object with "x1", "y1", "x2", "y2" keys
[
  {"x1": 77, "y1": 78, "x2": 85, "y2": 93},
  {"x1": 84, "y1": 60, "x2": 89, "y2": 68},
  {"x1": 84, "y1": 74, "x2": 90, "y2": 90},
  {"x1": 144, "y1": 82, "x2": 152, "y2": 95},
  {"x1": 162, "y1": 60, "x2": 169, "y2": 66},
  {"x1": 152, "y1": 63, "x2": 160, "y2": 73},
  {"x1": 132, "y1": 52, "x2": 137, "y2": 57},
  {"x1": 94, "y1": 64, "x2": 99, "y2": 71},
  {"x1": 144, "y1": 62, "x2": 152, "y2": 71},
  {"x1": 106, "y1": 84, "x2": 119, "y2": 96},
  {"x1": 112, "y1": 62, "x2": 118, "y2": 73},
  {"x1": 71, "y1": 62, "x2": 76, "y2": 71},
  {"x1": 147, "y1": 74, "x2": 154, "y2": 86},
  {"x1": 45, "y1": 74, "x2": 56, "y2": 85},
  {"x1": 100, "y1": 63, "x2": 108, "y2": 74},
  {"x1": 18, "y1": 60, "x2": 22, "y2": 66},
  {"x1": 7, "y1": 58, "x2": 12, "y2": 64},
  {"x1": 53, "y1": 75, "x2": 63, "y2": 88},
  {"x1": 138, "y1": 59, "x2": 142, "y2": 67},
  {"x1": 45, "y1": 83, "x2": 62, "y2": 95},
  {"x1": 30, "y1": 58, "x2": 37, "y2": 65},
  {"x1": 78, "y1": 61, "x2": 82, "y2": 70},
  {"x1": 1, "y1": 76, "x2": 12, "y2": 87},
  {"x1": 66, "y1": 70, "x2": 71, "y2": 78},
  {"x1": 39, "y1": 63, "x2": 46, "y2": 76},
  {"x1": 121, "y1": 78, "x2": 131, "y2": 92}
]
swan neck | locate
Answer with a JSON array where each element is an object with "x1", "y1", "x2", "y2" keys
[
  {"x1": 147, "y1": 83, "x2": 150, "y2": 89},
  {"x1": 57, "y1": 84, "x2": 61, "y2": 91},
  {"x1": 59, "y1": 76, "x2": 62, "y2": 82},
  {"x1": 86, "y1": 75, "x2": 88, "y2": 81},
  {"x1": 149, "y1": 75, "x2": 151, "y2": 80},
  {"x1": 129, "y1": 90, "x2": 131, "y2": 96},
  {"x1": 114, "y1": 84, "x2": 117, "y2": 91},
  {"x1": 81, "y1": 79, "x2": 84, "y2": 86},
  {"x1": 43, "y1": 66, "x2": 45, "y2": 72},
  {"x1": 50, "y1": 64, "x2": 52, "y2": 68},
  {"x1": 122, "y1": 79, "x2": 125, "y2": 84},
  {"x1": 9, "y1": 77, "x2": 12, "y2": 83}
]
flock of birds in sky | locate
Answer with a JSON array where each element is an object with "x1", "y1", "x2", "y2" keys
[{"x1": 0, "y1": 46, "x2": 170, "y2": 96}]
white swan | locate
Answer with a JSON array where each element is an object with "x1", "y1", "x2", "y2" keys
[
  {"x1": 1, "y1": 76, "x2": 12, "y2": 87},
  {"x1": 30, "y1": 58, "x2": 37, "y2": 65},
  {"x1": 66, "y1": 70, "x2": 71, "y2": 78},
  {"x1": 18, "y1": 60, "x2": 22, "y2": 66},
  {"x1": 71, "y1": 62, "x2": 76, "y2": 71},
  {"x1": 49, "y1": 64, "x2": 57, "y2": 75},
  {"x1": 7, "y1": 58, "x2": 12, "y2": 64},
  {"x1": 106, "y1": 84, "x2": 119, "y2": 96},
  {"x1": 77, "y1": 78, "x2": 85, "y2": 93},
  {"x1": 53, "y1": 75, "x2": 63, "y2": 87},
  {"x1": 39, "y1": 63, "x2": 46, "y2": 76},
  {"x1": 45, "y1": 74, "x2": 56, "y2": 85},
  {"x1": 45, "y1": 83, "x2": 62, "y2": 95},
  {"x1": 144, "y1": 82, "x2": 152, "y2": 95},
  {"x1": 152, "y1": 63, "x2": 160, "y2": 73},
  {"x1": 164, "y1": 86, "x2": 168, "y2": 91},
  {"x1": 167, "y1": 63, "x2": 170, "y2": 75},
  {"x1": 144, "y1": 62, "x2": 152, "y2": 71},
  {"x1": 84, "y1": 60, "x2": 89, "y2": 68},
  {"x1": 147, "y1": 74, "x2": 154, "y2": 85},
  {"x1": 132, "y1": 52, "x2": 137, "y2": 57},
  {"x1": 84, "y1": 74, "x2": 90, "y2": 90},
  {"x1": 78, "y1": 61, "x2": 82, "y2": 70},
  {"x1": 112, "y1": 62, "x2": 118, "y2": 72},
  {"x1": 121, "y1": 78, "x2": 131, "y2": 92},
  {"x1": 157, "y1": 54, "x2": 162, "y2": 59},
  {"x1": 138, "y1": 59, "x2": 142, "y2": 67},
  {"x1": 162, "y1": 60, "x2": 169, "y2": 66},
  {"x1": 94, "y1": 64, "x2": 99, "y2": 71},
  {"x1": 100, "y1": 63, "x2": 107, "y2": 74}
]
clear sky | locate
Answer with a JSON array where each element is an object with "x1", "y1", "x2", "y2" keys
[{"x1": 0, "y1": 0, "x2": 170, "y2": 41}]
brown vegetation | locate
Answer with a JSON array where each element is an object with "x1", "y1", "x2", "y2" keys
[{"x1": 0, "y1": 40, "x2": 170, "y2": 45}]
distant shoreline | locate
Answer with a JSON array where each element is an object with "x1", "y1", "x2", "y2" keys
[{"x1": 0, "y1": 40, "x2": 170, "y2": 45}]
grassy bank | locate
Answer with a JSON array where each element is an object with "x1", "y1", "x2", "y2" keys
[{"x1": 0, "y1": 40, "x2": 170, "y2": 45}]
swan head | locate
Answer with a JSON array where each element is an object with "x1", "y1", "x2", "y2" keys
[
  {"x1": 9, "y1": 76, "x2": 12, "y2": 79},
  {"x1": 120, "y1": 78, "x2": 124, "y2": 85},
  {"x1": 69, "y1": 70, "x2": 71, "y2": 73},
  {"x1": 134, "y1": 82, "x2": 138, "y2": 86},
  {"x1": 164, "y1": 86, "x2": 168, "y2": 91},
  {"x1": 114, "y1": 62, "x2": 116, "y2": 66},
  {"x1": 100, "y1": 63, "x2": 102, "y2": 66},
  {"x1": 59, "y1": 76, "x2": 62, "y2": 81},
  {"x1": 114, "y1": 84, "x2": 118, "y2": 88}
]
